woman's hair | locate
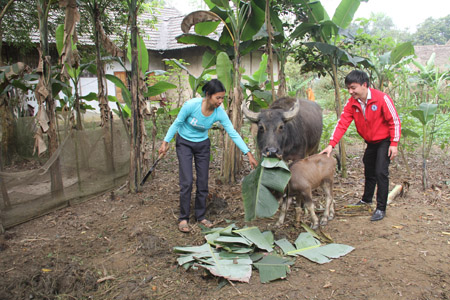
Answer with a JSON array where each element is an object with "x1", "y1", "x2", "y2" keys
[
  {"x1": 345, "y1": 70, "x2": 370, "y2": 87},
  {"x1": 202, "y1": 79, "x2": 225, "y2": 97}
]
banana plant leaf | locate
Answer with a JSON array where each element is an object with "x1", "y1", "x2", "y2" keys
[
  {"x1": 177, "y1": 251, "x2": 213, "y2": 265},
  {"x1": 253, "y1": 254, "x2": 294, "y2": 283},
  {"x1": 195, "y1": 262, "x2": 252, "y2": 283},
  {"x1": 215, "y1": 236, "x2": 253, "y2": 246},
  {"x1": 411, "y1": 103, "x2": 438, "y2": 125},
  {"x1": 242, "y1": 158, "x2": 291, "y2": 221},
  {"x1": 262, "y1": 230, "x2": 274, "y2": 245},
  {"x1": 275, "y1": 238, "x2": 297, "y2": 253},
  {"x1": 277, "y1": 232, "x2": 354, "y2": 264},
  {"x1": 202, "y1": 223, "x2": 237, "y2": 235},
  {"x1": 195, "y1": 249, "x2": 253, "y2": 282},
  {"x1": 173, "y1": 243, "x2": 212, "y2": 254},
  {"x1": 234, "y1": 227, "x2": 273, "y2": 252},
  {"x1": 143, "y1": 81, "x2": 177, "y2": 98},
  {"x1": 174, "y1": 226, "x2": 354, "y2": 283},
  {"x1": 301, "y1": 222, "x2": 334, "y2": 244}
]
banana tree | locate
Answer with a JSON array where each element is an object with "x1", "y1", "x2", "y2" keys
[
  {"x1": 163, "y1": 52, "x2": 217, "y2": 99},
  {"x1": 177, "y1": 0, "x2": 266, "y2": 183},
  {"x1": 0, "y1": 63, "x2": 32, "y2": 165},
  {"x1": 36, "y1": 0, "x2": 64, "y2": 197},
  {"x1": 411, "y1": 103, "x2": 439, "y2": 190},
  {"x1": 55, "y1": 20, "x2": 96, "y2": 131},
  {"x1": 367, "y1": 42, "x2": 415, "y2": 91},
  {"x1": 412, "y1": 53, "x2": 450, "y2": 105},
  {"x1": 290, "y1": 0, "x2": 371, "y2": 178},
  {"x1": 242, "y1": 52, "x2": 272, "y2": 109}
]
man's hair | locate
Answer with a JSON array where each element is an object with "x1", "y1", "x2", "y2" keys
[
  {"x1": 202, "y1": 79, "x2": 225, "y2": 96},
  {"x1": 345, "y1": 70, "x2": 370, "y2": 87}
]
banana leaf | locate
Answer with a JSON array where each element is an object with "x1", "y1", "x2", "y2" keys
[
  {"x1": 234, "y1": 227, "x2": 273, "y2": 252},
  {"x1": 253, "y1": 254, "x2": 294, "y2": 283},
  {"x1": 195, "y1": 249, "x2": 252, "y2": 282},
  {"x1": 278, "y1": 232, "x2": 354, "y2": 264},
  {"x1": 242, "y1": 158, "x2": 291, "y2": 221},
  {"x1": 275, "y1": 238, "x2": 296, "y2": 253}
]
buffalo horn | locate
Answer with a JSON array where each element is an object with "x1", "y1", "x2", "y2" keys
[
  {"x1": 242, "y1": 102, "x2": 260, "y2": 122},
  {"x1": 282, "y1": 99, "x2": 300, "y2": 121}
]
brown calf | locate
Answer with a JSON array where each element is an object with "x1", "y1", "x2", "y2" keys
[{"x1": 276, "y1": 153, "x2": 337, "y2": 230}]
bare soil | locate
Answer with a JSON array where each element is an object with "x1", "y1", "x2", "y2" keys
[{"x1": 1, "y1": 143, "x2": 449, "y2": 300}]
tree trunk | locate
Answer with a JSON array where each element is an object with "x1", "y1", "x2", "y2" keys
[
  {"x1": 422, "y1": 157, "x2": 428, "y2": 190},
  {"x1": 221, "y1": 55, "x2": 243, "y2": 183},
  {"x1": 331, "y1": 63, "x2": 347, "y2": 178},
  {"x1": 0, "y1": 19, "x2": 3, "y2": 66},
  {"x1": 0, "y1": 144, "x2": 11, "y2": 208},
  {"x1": 93, "y1": 6, "x2": 114, "y2": 174},
  {"x1": 37, "y1": 0, "x2": 64, "y2": 198},
  {"x1": 74, "y1": 90, "x2": 83, "y2": 130},
  {"x1": 265, "y1": 0, "x2": 276, "y2": 101},
  {"x1": 277, "y1": 65, "x2": 286, "y2": 98},
  {"x1": 0, "y1": 96, "x2": 15, "y2": 165},
  {"x1": 129, "y1": 0, "x2": 142, "y2": 193}
]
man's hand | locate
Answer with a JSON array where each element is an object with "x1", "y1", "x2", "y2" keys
[
  {"x1": 388, "y1": 145, "x2": 398, "y2": 160},
  {"x1": 158, "y1": 141, "x2": 169, "y2": 157},
  {"x1": 319, "y1": 145, "x2": 333, "y2": 157}
]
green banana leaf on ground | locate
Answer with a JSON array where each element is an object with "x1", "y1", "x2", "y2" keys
[
  {"x1": 174, "y1": 225, "x2": 354, "y2": 283},
  {"x1": 275, "y1": 232, "x2": 354, "y2": 264}
]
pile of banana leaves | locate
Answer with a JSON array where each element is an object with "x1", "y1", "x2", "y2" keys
[{"x1": 174, "y1": 224, "x2": 354, "y2": 283}]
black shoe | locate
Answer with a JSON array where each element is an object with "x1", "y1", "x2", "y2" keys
[
  {"x1": 371, "y1": 209, "x2": 386, "y2": 221},
  {"x1": 352, "y1": 200, "x2": 372, "y2": 206}
]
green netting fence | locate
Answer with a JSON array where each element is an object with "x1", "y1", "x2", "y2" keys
[{"x1": 0, "y1": 118, "x2": 130, "y2": 230}]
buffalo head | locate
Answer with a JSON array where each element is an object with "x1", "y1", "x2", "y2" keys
[{"x1": 242, "y1": 98, "x2": 300, "y2": 159}]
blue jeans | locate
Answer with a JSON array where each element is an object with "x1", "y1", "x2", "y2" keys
[{"x1": 176, "y1": 135, "x2": 210, "y2": 222}]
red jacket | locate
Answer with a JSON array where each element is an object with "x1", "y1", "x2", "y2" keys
[{"x1": 329, "y1": 88, "x2": 401, "y2": 147}]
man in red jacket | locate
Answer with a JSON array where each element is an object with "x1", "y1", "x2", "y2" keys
[{"x1": 321, "y1": 70, "x2": 401, "y2": 221}]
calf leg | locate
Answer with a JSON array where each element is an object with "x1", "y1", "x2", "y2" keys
[
  {"x1": 276, "y1": 195, "x2": 292, "y2": 227},
  {"x1": 294, "y1": 198, "x2": 302, "y2": 227},
  {"x1": 302, "y1": 191, "x2": 319, "y2": 230},
  {"x1": 320, "y1": 180, "x2": 334, "y2": 227}
]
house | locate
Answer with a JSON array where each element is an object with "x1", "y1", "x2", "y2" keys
[{"x1": 2, "y1": 7, "x2": 267, "y2": 116}]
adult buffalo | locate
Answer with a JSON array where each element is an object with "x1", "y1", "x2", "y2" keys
[{"x1": 242, "y1": 97, "x2": 323, "y2": 161}]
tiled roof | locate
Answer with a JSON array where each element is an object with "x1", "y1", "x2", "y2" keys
[
  {"x1": 414, "y1": 42, "x2": 450, "y2": 69},
  {"x1": 140, "y1": 7, "x2": 221, "y2": 51},
  {"x1": 139, "y1": 8, "x2": 193, "y2": 51},
  {"x1": 28, "y1": 7, "x2": 206, "y2": 51}
]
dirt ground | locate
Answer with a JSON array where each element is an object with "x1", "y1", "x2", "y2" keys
[{"x1": 1, "y1": 142, "x2": 449, "y2": 300}]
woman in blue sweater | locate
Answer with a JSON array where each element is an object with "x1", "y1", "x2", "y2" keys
[{"x1": 158, "y1": 79, "x2": 258, "y2": 233}]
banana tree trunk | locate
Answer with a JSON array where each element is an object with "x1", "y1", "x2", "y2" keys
[
  {"x1": 0, "y1": 96, "x2": 15, "y2": 164},
  {"x1": 37, "y1": 0, "x2": 64, "y2": 198},
  {"x1": 129, "y1": 0, "x2": 143, "y2": 193},
  {"x1": 265, "y1": 0, "x2": 276, "y2": 101},
  {"x1": 331, "y1": 62, "x2": 347, "y2": 178},
  {"x1": 222, "y1": 57, "x2": 243, "y2": 183},
  {"x1": 93, "y1": 6, "x2": 114, "y2": 173}
]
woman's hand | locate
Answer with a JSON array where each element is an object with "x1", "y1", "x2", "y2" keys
[
  {"x1": 158, "y1": 141, "x2": 169, "y2": 157},
  {"x1": 246, "y1": 152, "x2": 258, "y2": 169}
]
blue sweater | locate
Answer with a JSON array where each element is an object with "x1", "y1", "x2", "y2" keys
[{"x1": 164, "y1": 98, "x2": 250, "y2": 154}]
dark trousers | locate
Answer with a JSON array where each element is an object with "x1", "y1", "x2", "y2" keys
[
  {"x1": 362, "y1": 138, "x2": 391, "y2": 211},
  {"x1": 176, "y1": 135, "x2": 210, "y2": 222}
]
